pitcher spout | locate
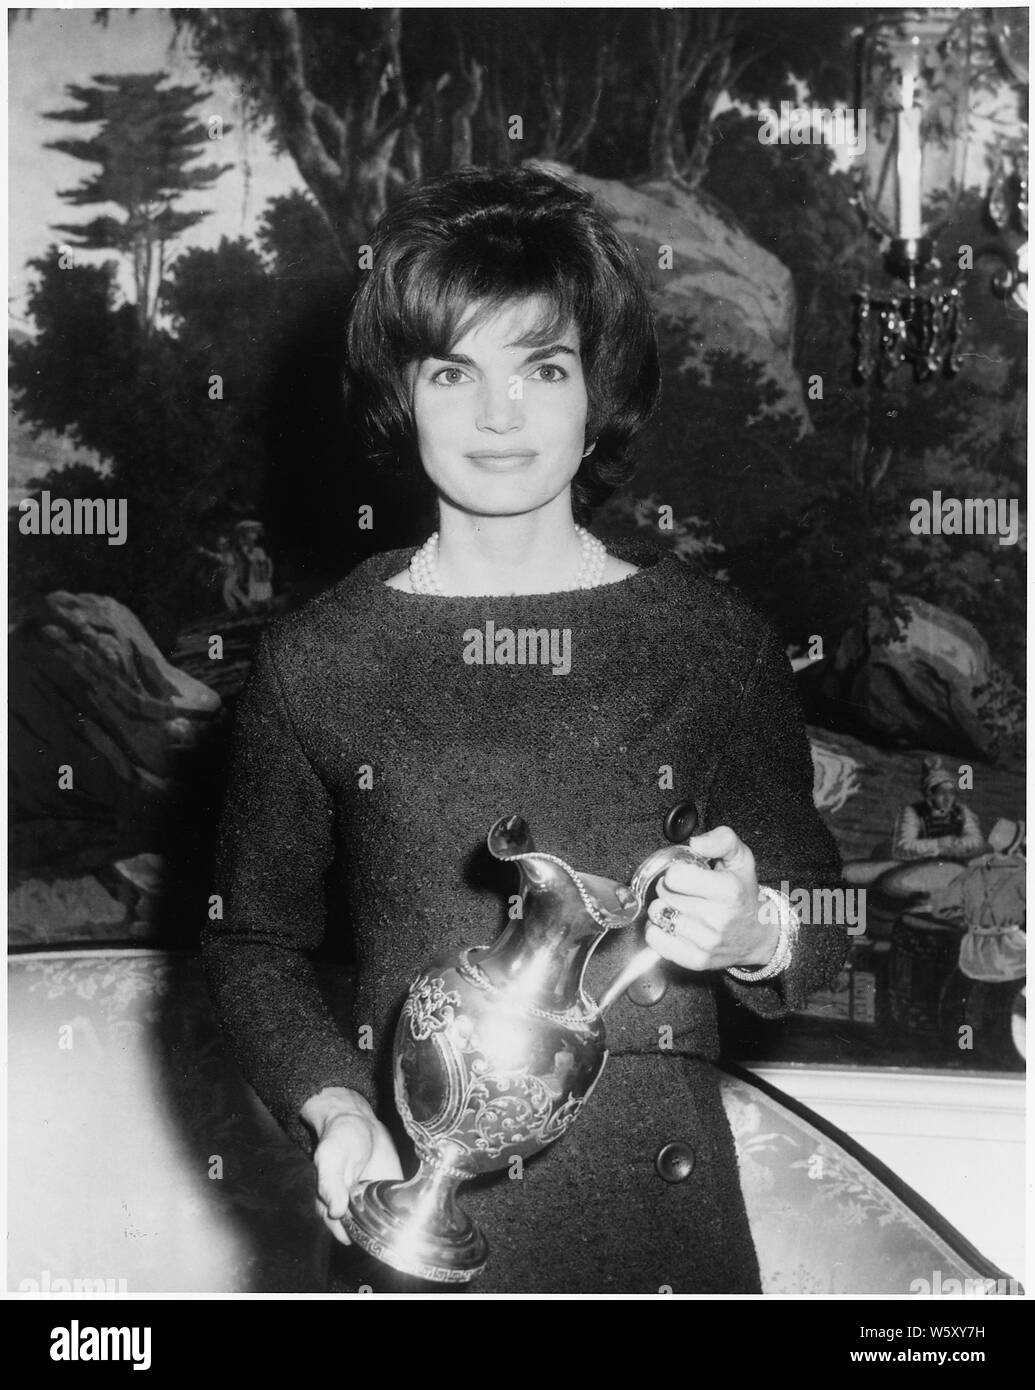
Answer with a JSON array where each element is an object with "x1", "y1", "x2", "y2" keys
[{"x1": 487, "y1": 815, "x2": 640, "y2": 934}]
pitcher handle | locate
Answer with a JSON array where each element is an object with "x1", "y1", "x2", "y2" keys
[{"x1": 597, "y1": 799, "x2": 709, "y2": 1014}]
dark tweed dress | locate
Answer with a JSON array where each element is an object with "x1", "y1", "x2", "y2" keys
[{"x1": 203, "y1": 540, "x2": 845, "y2": 1293}]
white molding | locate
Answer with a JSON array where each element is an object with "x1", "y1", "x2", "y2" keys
[{"x1": 748, "y1": 1065, "x2": 1024, "y2": 1139}]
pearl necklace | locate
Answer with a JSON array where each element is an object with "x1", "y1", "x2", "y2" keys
[{"x1": 408, "y1": 526, "x2": 607, "y2": 596}]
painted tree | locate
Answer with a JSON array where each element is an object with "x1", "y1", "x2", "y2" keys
[
  {"x1": 175, "y1": 9, "x2": 409, "y2": 256},
  {"x1": 173, "y1": 8, "x2": 869, "y2": 252},
  {"x1": 45, "y1": 71, "x2": 232, "y2": 330}
]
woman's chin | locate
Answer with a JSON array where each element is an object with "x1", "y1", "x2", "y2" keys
[{"x1": 435, "y1": 478, "x2": 580, "y2": 522}]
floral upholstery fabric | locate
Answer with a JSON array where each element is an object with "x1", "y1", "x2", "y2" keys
[{"x1": 721, "y1": 1076, "x2": 1017, "y2": 1294}]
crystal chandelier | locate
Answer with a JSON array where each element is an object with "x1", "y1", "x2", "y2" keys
[
  {"x1": 851, "y1": 7, "x2": 1027, "y2": 386},
  {"x1": 851, "y1": 9, "x2": 970, "y2": 385}
]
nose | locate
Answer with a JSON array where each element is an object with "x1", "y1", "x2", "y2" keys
[{"x1": 476, "y1": 375, "x2": 524, "y2": 433}]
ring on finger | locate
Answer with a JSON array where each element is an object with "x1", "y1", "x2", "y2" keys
[{"x1": 651, "y1": 901, "x2": 682, "y2": 936}]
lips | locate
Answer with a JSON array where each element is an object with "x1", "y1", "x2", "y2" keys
[{"x1": 465, "y1": 450, "x2": 538, "y2": 461}]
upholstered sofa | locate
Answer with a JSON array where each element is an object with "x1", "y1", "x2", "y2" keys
[{"x1": 8, "y1": 947, "x2": 1018, "y2": 1295}]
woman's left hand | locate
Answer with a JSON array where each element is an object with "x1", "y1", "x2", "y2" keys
[{"x1": 645, "y1": 825, "x2": 781, "y2": 973}]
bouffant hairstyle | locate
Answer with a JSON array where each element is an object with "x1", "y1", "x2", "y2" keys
[{"x1": 344, "y1": 165, "x2": 660, "y2": 516}]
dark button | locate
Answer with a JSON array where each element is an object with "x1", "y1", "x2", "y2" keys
[
  {"x1": 626, "y1": 965, "x2": 668, "y2": 1006},
  {"x1": 664, "y1": 800, "x2": 700, "y2": 844},
  {"x1": 655, "y1": 1141, "x2": 696, "y2": 1183}
]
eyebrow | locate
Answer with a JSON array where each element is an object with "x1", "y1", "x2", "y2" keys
[
  {"x1": 426, "y1": 343, "x2": 578, "y2": 367},
  {"x1": 517, "y1": 343, "x2": 579, "y2": 363}
]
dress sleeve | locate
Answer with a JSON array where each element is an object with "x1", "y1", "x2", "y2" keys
[
  {"x1": 202, "y1": 633, "x2": 368, "y2": 1150},
  {"x1": 703, "y1": 625, "x2": 846, "y2": 1018}
]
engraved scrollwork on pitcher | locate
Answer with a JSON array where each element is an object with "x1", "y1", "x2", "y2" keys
[
  {"x1": 404, "y1": 973, "x2": 462, "y2": 1041},
  {"x1": 540, "y1": 1090, "x2": 592, "y2": 1144},
  {"x1": 466, "y1": 1070, "x2": 555, "y2": 1158}
]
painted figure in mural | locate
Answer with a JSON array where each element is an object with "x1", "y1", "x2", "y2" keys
[
  {"x1": 935, "y1": 817, "x2": 1026, "y2": 983},
  {"x1": 196, "y1": 535, "x2": 249, "y2": 614},
  {"x1": 923, "y1": 816, "x2": 1027, "y2": 1068},
  {"x1": 235, "y1": 521, "x2": 274, "y2": 612},
  {"x1": 892, "y1": 758, "x2": 984, "y2": 863}
]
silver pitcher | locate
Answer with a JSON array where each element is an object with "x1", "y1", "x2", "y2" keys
[{"x1": 341, "y1": 811, "x2": 707, "y2": 1283}]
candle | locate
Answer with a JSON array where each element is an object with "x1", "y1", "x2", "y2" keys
[
  {"x1": 897, "y1": 108, "x2": 923, "y2": 239},
  {"x1": 896, "y1": 45, "x2": 923, "y2": 240}
]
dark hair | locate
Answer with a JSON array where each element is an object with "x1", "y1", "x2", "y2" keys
[{"x1": 345, "y1": 165, "x2": 660, "y2": 516}]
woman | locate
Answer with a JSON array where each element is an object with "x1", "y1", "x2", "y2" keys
[{"x1": 204, "y1": 166, "x2": 845, "y2": 1294}]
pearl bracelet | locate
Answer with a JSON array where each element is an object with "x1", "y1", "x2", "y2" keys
[{"x1": 726, "y1": 886, "x2": 800, "y2": 983}]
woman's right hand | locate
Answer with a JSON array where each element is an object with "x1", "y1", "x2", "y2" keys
[{"x1": 301, "y1": 1087, "x2": 404, "y2": 1245}]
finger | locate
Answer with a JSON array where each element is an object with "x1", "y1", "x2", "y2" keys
[
  {"x1": 686, "y1": 826, "x2": 755, "y2": 881},
  {"x1": 644, "y1": 918, "x2": 715, "y2": 973},
  {"x1": 315, "y1": 1196, "x2": 353, "y2": 1245},
  {"x1": 367, "y1": 1129, "x2": 404, "y2": 1182},
  {"x1": 647, "y1": 896, "x2": 723, "y2": 949},
  {"x1": 660, "y1": 859, "x2": 739, "y2": 903},
  {"x1": 652, "y1": 885, "x2": 728, "y2": 935},
  {"x1": 316, "y1": 1119, "x2": 372, "y2": 1216}
]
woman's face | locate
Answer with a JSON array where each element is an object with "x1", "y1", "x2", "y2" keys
[{"x1": 410, "y1": 297, "x2": 589, "y2": 519}]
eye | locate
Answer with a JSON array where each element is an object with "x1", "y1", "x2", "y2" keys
[
  {"x1": 430, "y1": 364, "x2": 470, "y2": 386},
  {"x1": 532, "y1": 363, "x2": 568, "y2": 383}
]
